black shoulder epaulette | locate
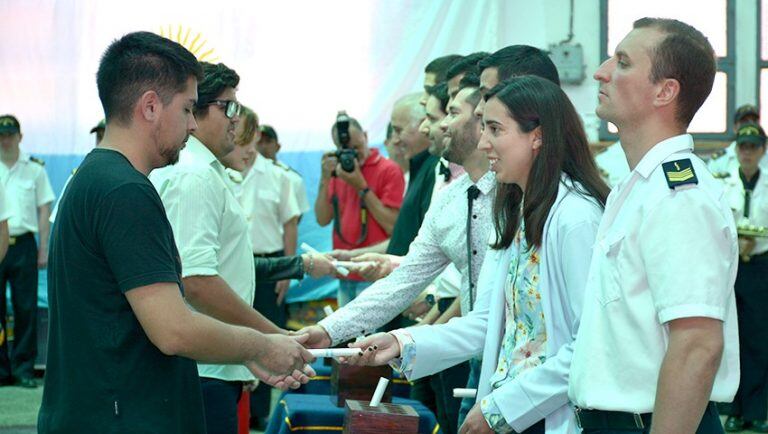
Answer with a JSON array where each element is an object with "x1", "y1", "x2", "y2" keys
[
  {"x1": 662, "y1": 159, "x2": 698, "y2": 189},
  {"x1": 29, "y1": 156, "x2": 45, "y2": 166},
  {"x1": 709, "y1": 149, "x2": 726, "y2": 160}
]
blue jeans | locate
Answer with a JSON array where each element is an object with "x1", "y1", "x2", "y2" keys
[
  {"x1": 337, "y1": 279, "x2": 373, "y2": 307},
  {"x1": 457, "y1": 358, "x2": 482, "y2": 428}
]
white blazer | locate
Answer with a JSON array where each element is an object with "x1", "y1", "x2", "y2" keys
[{"x1": 406, "y1": 175, "x2": 603, "y2": 434}]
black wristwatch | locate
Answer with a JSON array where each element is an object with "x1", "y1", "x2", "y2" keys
[{"x1": 358, "y1": 187, "x2": 370, "y2": 198}]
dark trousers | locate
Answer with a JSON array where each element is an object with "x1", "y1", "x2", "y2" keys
[
  {"x1": 251, "y1": 251, "x2": 285, "y2": 422},
  {"x1": 200, "y1": 377, "x2": 243, "y2": 434},
  {"x1": 730, "y1": 254, "x2": 768, "y2": 421},
  {"x1": 432, "y1": 360, "x2": 470, "y2": 434},
  {"x1": 458, "y1": 358, "x2": 482, "y2": 427},
  {"x1": 0, "y1": 233, "x2": 38, "y2": 381},
  {"x1": 581, "y1": 402, "x2": 723, "y2": 434}
]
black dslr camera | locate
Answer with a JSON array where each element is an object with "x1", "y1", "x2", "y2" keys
[{"x1": 334, "y1": 111, "x2": 357, "y2": 174}]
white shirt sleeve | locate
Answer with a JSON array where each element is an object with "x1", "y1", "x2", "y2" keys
[
  {"x1": 159, "y1": 172, "x2": 223, "y2": 277},
  {"x1": 0, "y1": 183, "x2": 11, "y2": 222},
  {"x1": 35, "y1": 166, "x2": 55, "y2": 207},
  {"x1": 639, "y1": 188, "x2": 736, "y2": 323},
  {"x1": 277, "y1": 171, "x2": 301, "y2": 225}
]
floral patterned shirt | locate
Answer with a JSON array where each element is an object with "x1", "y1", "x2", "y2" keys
[{"x1": 480, "y1": 221, "x2": 547, "y2": 433}]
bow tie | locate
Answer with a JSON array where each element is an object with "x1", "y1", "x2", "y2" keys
[{"x1": 439, "y1": 161, "x2": 451, "y2": 182}]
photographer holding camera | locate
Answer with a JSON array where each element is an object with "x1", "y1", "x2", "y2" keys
[{"x1": 315, "y1": 113, "x2": 405, "y2": 306}]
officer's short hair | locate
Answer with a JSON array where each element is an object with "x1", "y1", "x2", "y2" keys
[
  {"x1": 478, "y1": 45, "x2": 560, "y2": 86},
  {"x1": 633, "y1": 17, "x2": 716, "y2": 127},
  {"x1": 97, "y1": 31, "x2": 202, "y2": 125},
  {"x1": 426, "y1": 82, "x2": 449, "y2": 112},
  {"x1": 445, "y1": 52, "x2": 490, "y2": 82},
  {"x1": 425, "y1": 54, "x2": 463, "y2": 83}
]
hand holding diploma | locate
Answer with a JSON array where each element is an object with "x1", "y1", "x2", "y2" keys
[{"x1": 340, "y1": 332, "x2": 401, "y2": 366}]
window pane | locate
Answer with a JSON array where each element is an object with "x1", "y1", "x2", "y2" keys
[
  {"x1": 607, "y1": 0, "x2": 727, "y2": 57},
  {"x1": 763, "y1": 0, "x2": 768, "y2": 59},
  {"x1": 607, "y1": 72, "x2": 727, "y2": 134},
  {"x1": 760, "y1": 69, "x2": 768, "y2": 121}
]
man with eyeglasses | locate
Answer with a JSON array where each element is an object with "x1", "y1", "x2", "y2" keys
[{"x1": 150, "y1": 62, "x2": 311, "y2": 434}]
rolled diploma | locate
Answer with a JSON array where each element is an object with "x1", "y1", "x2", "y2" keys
[
  {"x1": 308, "y1": 348, "x2": 362, "y2": 358},
  {"x1": 369, "y1": 377, "x2": 390, "y2": 407},
  {"x1": 453, "y1": 388, "x2": 477, "y2": 398}
]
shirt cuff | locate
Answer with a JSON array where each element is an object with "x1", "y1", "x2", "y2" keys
[
  {"x1": 657, "y1": 304, "x2": 726, "y2": 324},
  {"x1": 480, "y1": 393, "x2": 514, "y2": 433},
  {"x1": 387, "y1": 329, "x2": 415, "y2": 377}
]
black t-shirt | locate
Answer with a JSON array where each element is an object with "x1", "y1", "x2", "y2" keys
[
  {"x1": 38, "y1": 149, "x2": 205, "y2": 434},
  {"x1": 386, "y1": 150, "x2": 439, "y2": 256}
]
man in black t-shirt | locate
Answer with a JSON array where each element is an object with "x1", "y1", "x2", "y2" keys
[{"x1": 38, "y1": 31, "x2": 313, "y2": 433}]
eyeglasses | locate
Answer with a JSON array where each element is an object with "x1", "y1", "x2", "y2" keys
[{"x1": 208, "y1": 100, "x2": 242, "y2": 119}]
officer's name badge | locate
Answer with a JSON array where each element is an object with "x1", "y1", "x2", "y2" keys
[{"x1": 662, "y1": 159, "x2": 698, "y2": 189}]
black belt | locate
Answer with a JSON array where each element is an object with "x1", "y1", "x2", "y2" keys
[
  {"x1": 575, "y1": 408, "x2": 651, "y2": 431},
  {"x1": 9, "y1": 232, "x2": 33, "y2": 246},
  {"x1": 253, "y1": 250, "x2": 282, "y2": 258}
]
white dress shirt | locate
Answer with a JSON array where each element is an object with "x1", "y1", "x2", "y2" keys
[
  {"x1": 0, "y1": 182, "x2": 11, "y2": 222},
  {"x1": 723, "y1": 167, "x2": 768, "y2": 255},
  {"x1": 240, "y1": 154, "x2": 300, "y2": 254},
  {"x1": 275, "y1": 160, "x2": 310, "y2": 214},
  {"x1": 595, "y1": 141, "x2": 630, "y2": 188},
  {"x1": 0, "y1": 152, "x2": 55, "y2": 235},
  {"x1": 569, "y1": 134, "x2": 740, "y2": 412},
  {"x1": 150, "y1": 136, "x2": 256, "y2": 382},
  {"x1": 320, "y1": 171, "x2": 496, "y2": 344}
]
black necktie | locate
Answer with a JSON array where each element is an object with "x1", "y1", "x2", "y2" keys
[
  {"x1": 467, "y1": 185, "x2": 481, "y2": 311},
  {"x1": 740, "y1": 169, "x2": 760, "y2": 218},
  {"x1": 439, "y1": 161, "x2": 451, "y2": 182}
]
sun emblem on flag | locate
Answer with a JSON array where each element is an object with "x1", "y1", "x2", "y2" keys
[{"x1": 158, "y1": 25, "x2": 220, "y2": 63}]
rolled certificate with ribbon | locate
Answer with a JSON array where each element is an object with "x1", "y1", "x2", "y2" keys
[
  {"x1": 369, "y1": 377, "x2": 390, "y2": 407},
  {"x1": 453, "y1": 388, "x2": 477, "y2": 398},
  {"x1": 308, "y1": 348, "x2": 363, "y2": 358}
]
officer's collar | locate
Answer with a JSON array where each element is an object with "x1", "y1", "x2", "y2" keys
[{"x1": 633, "y1": 134, "x2": 694, "y2": 179}]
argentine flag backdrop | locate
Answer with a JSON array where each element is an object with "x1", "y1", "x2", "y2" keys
[{"x1": 0, "y1": 0, "x2": 540, "y2": 304}]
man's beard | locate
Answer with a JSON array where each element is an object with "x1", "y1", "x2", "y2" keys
[
  {"x1": 443, "y1": 121, "x2": 478, "y2": 165},
  {"x1": 160, "y1": 135, "x2": 187, "y2": 166}
]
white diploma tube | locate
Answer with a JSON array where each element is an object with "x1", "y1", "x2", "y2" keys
[
  {"x1": 369, "y1": 377, "x2": 390, "y2": 407},
  {"x1": 323, "y1": 305, "x2": 334, "y2": 317},
  {"x1": 308, "y1": 348, "x2": 362, "y2": 358},
  {"x1": 453, "y1": 388, "x2": 477, "y2": 398},
  {"x1": 300, "y1": 242, "x2": 350, "y2": 276}
]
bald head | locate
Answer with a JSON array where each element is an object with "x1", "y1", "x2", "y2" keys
[{"x1": 391, "y1": 93, "x2": 430, "y2": 160}]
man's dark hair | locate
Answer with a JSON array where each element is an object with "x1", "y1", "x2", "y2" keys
[
  {"x1": 459, "y1": 72, "x2": 480, "y2": 89},
  {"x1": 385, "y1": 123, "x2": 394, "y2": 141},
  {"x1": 96, "y1": 31, "x2": 202, "y2": 125},
  {"x1": 194, "y1": 62, "x2": 240, "y2": 118},
  {"x1": 426, "y1": 82, "x2": 450, "y2": 112},
  {"x1": 445, "y1": 52, "x2": 490, "y2": 82},
  {"x1": 633, "y1": 17, "x2": 716, "y2": 127},
  {"x1": 478, "y1": 45, "x2": 560, "y2": 86},
  {"x1": 425, "y1": 54, "x2": 463, "y2": 83}
]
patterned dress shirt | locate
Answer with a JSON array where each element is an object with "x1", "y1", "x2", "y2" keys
[{"x1": 320, "y1": 171, "x2": 496, "y2": 344}]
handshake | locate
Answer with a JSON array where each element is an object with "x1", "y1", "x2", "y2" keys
[{"x1": 327, "y1": 251, "x2": 401, "y2": 281}]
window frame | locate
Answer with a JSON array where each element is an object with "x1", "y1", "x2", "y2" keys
[{"x1": 598, "y1": 0, "x2": 736, "y2": 141}]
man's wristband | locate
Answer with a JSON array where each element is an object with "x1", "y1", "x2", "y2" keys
[{"x1": 358, "y1": 187, "x2": 370, "y2": 198}]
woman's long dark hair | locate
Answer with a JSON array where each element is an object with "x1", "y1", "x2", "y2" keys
[{"x1": 488, "y1": 75, "x2": 610, "y2": 249}]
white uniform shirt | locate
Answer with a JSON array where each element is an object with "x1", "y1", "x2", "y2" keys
[
  {"x1": 569, "y1": 134, "x2": 740, "y2": 412},
  {"x1": 150, "y1": 136, "x2": 256, "y2": 382},
  {"x1": 708, "y1": 141, "x2": 768, "y2": 175},
  {"x1": 240, "y1": 154, "x2": 300, "y2": 254},
  {"x1": 0, "y1": 182, "x2": 11, "y2": 222},
  {"x1": 723, "y1": 167, "x2": 768, "y2": 255},
  {"x1": 0, "y1": 153, "x2": 55, "y2": 235},
  {"x1": 595, "y1": 141, "x2": 630, "y2": 188},
  {"x1": 275, "y1": 160, "x2": 310, "y2": 214}
]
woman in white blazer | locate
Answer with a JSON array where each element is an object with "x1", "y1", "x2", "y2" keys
[{"x1": 349, "y1": 76, "x2": 609, "y2": 434}]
